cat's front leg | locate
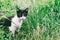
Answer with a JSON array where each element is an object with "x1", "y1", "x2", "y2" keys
[
  {"x1": 9, "y1": 26, "x2": 16, "y2": 37},
  {"x1": 17, "y1": 20, "x2": 23, "y2": 32}
]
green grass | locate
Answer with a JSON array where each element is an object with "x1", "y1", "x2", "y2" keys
[{"x1": 0, "y1": 0, "x2": 60, "y2": 40}]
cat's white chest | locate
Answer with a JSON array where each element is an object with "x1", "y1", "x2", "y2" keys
[
  {"x1": 9, "y1": 15, "x2": 23, "y2": 37},
  {"x1": 11, "y1": 15, "x2": 23, "y2": 27}
]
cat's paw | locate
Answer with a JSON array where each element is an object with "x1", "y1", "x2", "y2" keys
[{"x1": 9, "y1": 26, "x2": 16, "y2": 37}]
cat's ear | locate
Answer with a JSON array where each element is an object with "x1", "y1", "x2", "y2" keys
[
  {"x1": 25, "y1": 8, "x2": 28, "y2": 12},
  {"x1": 16, "y1": 8, "x2": 20, "y2": 12}
]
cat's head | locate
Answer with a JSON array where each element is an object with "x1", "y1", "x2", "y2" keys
[{"x1": 16, "y1": 8, "x2": 28, "y2": 19}]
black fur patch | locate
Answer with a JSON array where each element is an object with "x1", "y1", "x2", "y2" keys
[
  {"x1": 0, "y1": 16, "x2": 14, "y2": 27},
  {"x1": 17, "y1": 8, "x2": 28, "y2": 18}
]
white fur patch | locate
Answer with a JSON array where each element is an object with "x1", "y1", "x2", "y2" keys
[
  {"x1": 9, "y1": 26, "x2": 16, "y2": 37},
  {"x1": 9, "y1": 15, "x2": 26, "y2": 37}
]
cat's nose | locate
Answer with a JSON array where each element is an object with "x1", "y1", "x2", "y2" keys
[
  {"x1": 22, "y1": 16, "x2": 26, "y2": 19},
  {"x1": 20, "y1": 16, "x2": 26, "y2": 20}
]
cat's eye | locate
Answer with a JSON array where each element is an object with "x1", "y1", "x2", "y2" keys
[{"x1": 24, "y1": 13, "x2": 27, "y2": 17}]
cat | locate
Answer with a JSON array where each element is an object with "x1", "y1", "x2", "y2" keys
[{"x1": 0, "y1": 8, "x2": 28, "y2": 37}]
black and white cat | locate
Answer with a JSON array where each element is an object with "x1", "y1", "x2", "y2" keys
[
  {"x1": 9, "y1": 8, "x2": 28, "y2": 36},
  {"x1": 0, "y1": 8, "x2": 28, "y2": 36}
]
